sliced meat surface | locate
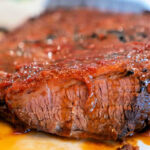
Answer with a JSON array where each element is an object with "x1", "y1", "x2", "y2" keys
[{"x1": 0, "y1": 9, "x2": 150, "y2": 141}]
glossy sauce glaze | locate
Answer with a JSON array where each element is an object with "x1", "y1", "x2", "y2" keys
[{"x1": 0, "y1": 121, "x2": 150, "y2": 150}]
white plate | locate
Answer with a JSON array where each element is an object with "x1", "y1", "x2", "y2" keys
[{"x1": 0, "y1": 0, "x2": 46, "y2": 29}]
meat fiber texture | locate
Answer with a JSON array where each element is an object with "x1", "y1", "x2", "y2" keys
[{"x1": 0, "y1": 8, "x2": 150, "y2": 141}]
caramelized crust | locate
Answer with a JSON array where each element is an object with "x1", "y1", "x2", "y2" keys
[{"x1": 0, "y1": 9, "x2": 150, "y2": 141}]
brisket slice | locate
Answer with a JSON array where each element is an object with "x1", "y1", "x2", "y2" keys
[{"x1": 0, "y1": 9, "x2": 150, "y2": 141}]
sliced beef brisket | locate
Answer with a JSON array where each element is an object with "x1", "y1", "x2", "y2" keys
[{"x1": 0, "y1": 9, "x2": 150, "y2": 141}]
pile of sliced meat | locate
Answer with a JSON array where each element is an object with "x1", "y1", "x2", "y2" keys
[{"x1": 0, "y1": 8, "x2": 150, "y2": 141}]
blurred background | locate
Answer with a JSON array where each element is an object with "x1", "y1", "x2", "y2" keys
[{"x1": 0, "y1": 0, "x2": 150, "y2": 30}]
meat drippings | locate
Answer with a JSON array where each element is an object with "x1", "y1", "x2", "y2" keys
[{"x1": 0, "y1": 121, "x2": 150, "y2": 150}]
